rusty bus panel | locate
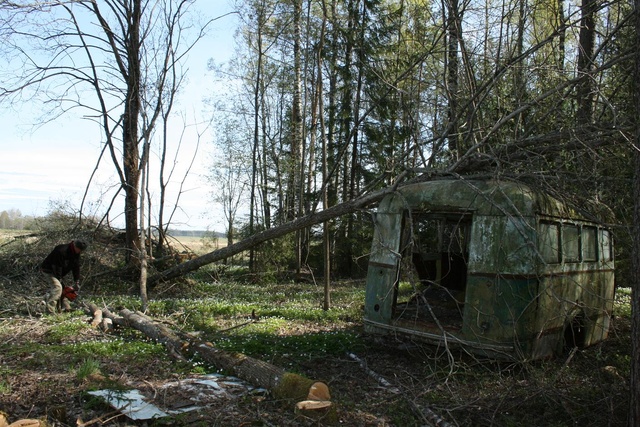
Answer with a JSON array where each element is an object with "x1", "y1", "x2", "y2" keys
[{"x1": 363, "y1": 180, "x2": 615, "y2": 360}]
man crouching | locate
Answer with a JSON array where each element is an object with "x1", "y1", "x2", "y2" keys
[{"x1": 41, "y1": 240, "x2": 87, "y2": 314}]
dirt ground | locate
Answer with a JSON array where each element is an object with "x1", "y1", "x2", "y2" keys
[
  {"x1": 0, "y1": 230, "x2": 631, "y2": 426},
  {"x1": 0, "y1": 311, "x2": 439, "y2": 427},
  {"x1": 0, "y1": 307, "x2": 631, "y2": 427}
]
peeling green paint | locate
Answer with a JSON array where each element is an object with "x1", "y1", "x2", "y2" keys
[{"x1": 364, "y1": 180, "x2": 615, "y2": 360}]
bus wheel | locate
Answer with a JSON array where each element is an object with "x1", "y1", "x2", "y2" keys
[{"x1": 563, "y1": 314, "x2": 587, "y2": 352}]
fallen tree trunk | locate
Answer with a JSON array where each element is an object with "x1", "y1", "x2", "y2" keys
[
  {"x1": 148, "y1": 173, "x2": 411, "y2": 286},
  {"x1": 90, "y1": 305, "x2": 331, "y2": 406},
  {"x1": 118, "y1": 309, "x2": 187, "y2": 361},
  {"x1": 192, "y1": 341, "x2": 326, "y2": 403},
  {"x1": 84, "y1": 302, "x2": 126, "y2": 328},
  {"x1": 148, "y1": 124, "x2": 627, "y2": 285}
]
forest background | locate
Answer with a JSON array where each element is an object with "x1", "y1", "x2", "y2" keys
[{"x1": 1, "y1": 0, "x2": 640, "y2": 424}]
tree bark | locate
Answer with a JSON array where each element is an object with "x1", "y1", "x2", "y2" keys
[
  {"x1": 292, "y1": 0, "x2": 304, "y2": 275},
  {"x1": 192, "y1": 342, "x2": 323, "y2": 403},
  {"x1": 446, "y1": 0, "x2": 461, "y2": 157},
  {"x1": 576, "y1": 0, "x2": 596, "y2": 125},
  {"x1": 249, "y1": 6, "x2": 263, "y2": 272},
  {"x1": 118, "y1": 308, "x2": 186, "y2": 361},
  {"x1": 87, "y1": 304, "x2": 329, "y2": 404},
  {"x1": 630, "y1": 0, "x2": 640, "y2": 421},
  {"x1": 139, "y1": 137, "x2": 150, "y2": 310},
  {"x1": 318, "y1": 0, "x2": 331, "y2": 311},
  {"x1": 122, "y1": 0, "x2": 143, "y2": 264}
]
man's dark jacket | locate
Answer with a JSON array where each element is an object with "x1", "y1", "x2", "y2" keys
[{"x1": 41, "y1": 242, "x2": 82, "y2": 281}]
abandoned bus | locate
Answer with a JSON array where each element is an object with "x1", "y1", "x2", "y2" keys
[{"x1": 363, "y1": 179, "x2": 615, "y2": 360}]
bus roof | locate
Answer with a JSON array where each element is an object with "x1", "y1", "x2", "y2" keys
[{"x1": 384, "y1": 179, "x2": 599, "y2": 221}]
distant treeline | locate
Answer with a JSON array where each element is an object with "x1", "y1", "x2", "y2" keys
[
  {"x1": 0, "y1": 209, "x2": 223, "y2": 237},
  {"x1": 0, "y1": 210, "x2": 37, "y2": 230},
  {"x1": 167, "y1": 229, "x2": 225, "y2": 239}
]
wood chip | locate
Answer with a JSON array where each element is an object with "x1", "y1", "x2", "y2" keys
[
  {"x1": 7, "y1": 420, "x2": 42, "y2": 427},
  {"x1": 307, "y1": 382, "x2": 330, "y2": 401},
  {"x1": 295, "y1": 400, "x2": 332, "y2": 410}
]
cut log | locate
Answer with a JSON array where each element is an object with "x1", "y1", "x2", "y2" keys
[
  {"x1": 84, "y1": 303, "x2": 127, "y2": 328},
  {"x1": 294, "y1": 401, "x2": 336, "y2": 424},
  {"x1": 295, "y1": 381, "x2": 335, "y2": 422},
  {"x1": 117, "y1": 309, "x2": 187, "y2": 362},
  {"x1": 296, "y1": 400, "x2": 332, "y2": 410},
  {"x1": 101, "y1": 317, "x2": 113, "y2": 332},
  {"x1": 89, "y1": 305, "x2": 332, "y2": 405},
  {"x1": 192, "y1": 342, "x2": 329, "y2": 402},
  {"x1": 100, "y1": 306, "x2": 127, "y2": 327},
  {"x1": 90, "y1": 309, "x2": 103, "y2": 328},
  {"x1": 307, "y1": 381, "x2": 331, "y2": 401}
]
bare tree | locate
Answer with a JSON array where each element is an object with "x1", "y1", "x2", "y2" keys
[
  {"x1": 318, "y1": 0, "x2": 331, "y2": 310},
  {"x1": 291, "y1": 0, "x2": 303, "y2": 275},
  {"x1": 0, "y1": 0, "x2": 214, "y2": 267},
  {"x1": 576, "y1": 0, "x2": 597, "y2": 125},
  {"x1": 154, "y1": 112, "x2": 209, "y2": 256},
  {"x1": 445, "y1": 0, "x2": 463, "y2": 157},
  {"x1": 630, "y1": 0, "x2": 640, "y2": 422},
  {"x1": 209, "y1": 118, "x2": 250, "y2": 256},
  {"x1": 248, "y1": 0, "x2": 267, "y2": 271}
]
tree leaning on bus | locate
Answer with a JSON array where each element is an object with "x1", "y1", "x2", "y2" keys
[{"x1": 40, "y1": 240, "x2": 87, "y2": 314}]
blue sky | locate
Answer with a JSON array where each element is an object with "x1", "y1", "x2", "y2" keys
[{"x1": 0, "y1": 3, "x2": 238, "y2": 231}]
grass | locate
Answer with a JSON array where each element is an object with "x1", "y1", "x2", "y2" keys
[
  {"x1": 615, "y1": 286, "x2": 632, "y2": 317},
  {"x1": 0, "y1": 229, "x2": 32, "y2": 244},
  {"x1": 88, "y1": 277, "x2": 366, "y2": 364},
  {"x1": 75, "y1": 358, "x2": 102, "y2": 380},
  {"x1": 87, "y1": 281, "x2": 630, "y2": 422},
  {"x1": 0, "y1": 248, "x2": 633, "y2": 426},
  {"x1": 42, "y1": 316, "x2": 93, "y2": 343}
]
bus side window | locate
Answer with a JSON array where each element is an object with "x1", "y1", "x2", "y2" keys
[
  {"x1": 563, "y1": 224, "x2": 580, "y2": 263},
  {"x1": 582, "y1": 226, "x2": 598, "y2": 262},
  {"x1": 540, "y1": 221, "x2": 561, "y2": 264},
  {"x1": 601, "y1": 229, "x2": 613, "y2": 262}
]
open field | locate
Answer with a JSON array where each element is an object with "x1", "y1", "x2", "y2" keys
[
  {"x1": 0, "y1": 228, "x2": 225, "y2": 255},
  {"x1": 0, "y1": 229, "x2": 33, "y2": 245},
  {"x1": 166, "y1": 234, "x2": 227, "y2": 255}
]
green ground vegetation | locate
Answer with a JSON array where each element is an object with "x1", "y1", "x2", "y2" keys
[{"x1": 0, "y1": 229, "x2": 632, "y2": 426}]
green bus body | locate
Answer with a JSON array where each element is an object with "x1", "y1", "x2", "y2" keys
[{"x1": 364, "y1": 180, "x2": 615, "y2": 360}]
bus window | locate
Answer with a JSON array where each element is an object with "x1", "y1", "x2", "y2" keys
[
  {"x1": 563, "y1": 224, "x2": 580, "y2": 263},
  {"x1": 582, "y1": 226, "x2": 597, "y2": 262},
  {"x1": 539, "y1": 221, "x2": 561, "y2": 264},
  {"x1": 601, "y1": 229, "x2": 613, "y2": 261}
]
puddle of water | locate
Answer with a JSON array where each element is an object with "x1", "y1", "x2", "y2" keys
[{"x1": 88, "y1": 373, "x2": 266, "y2": 421}]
